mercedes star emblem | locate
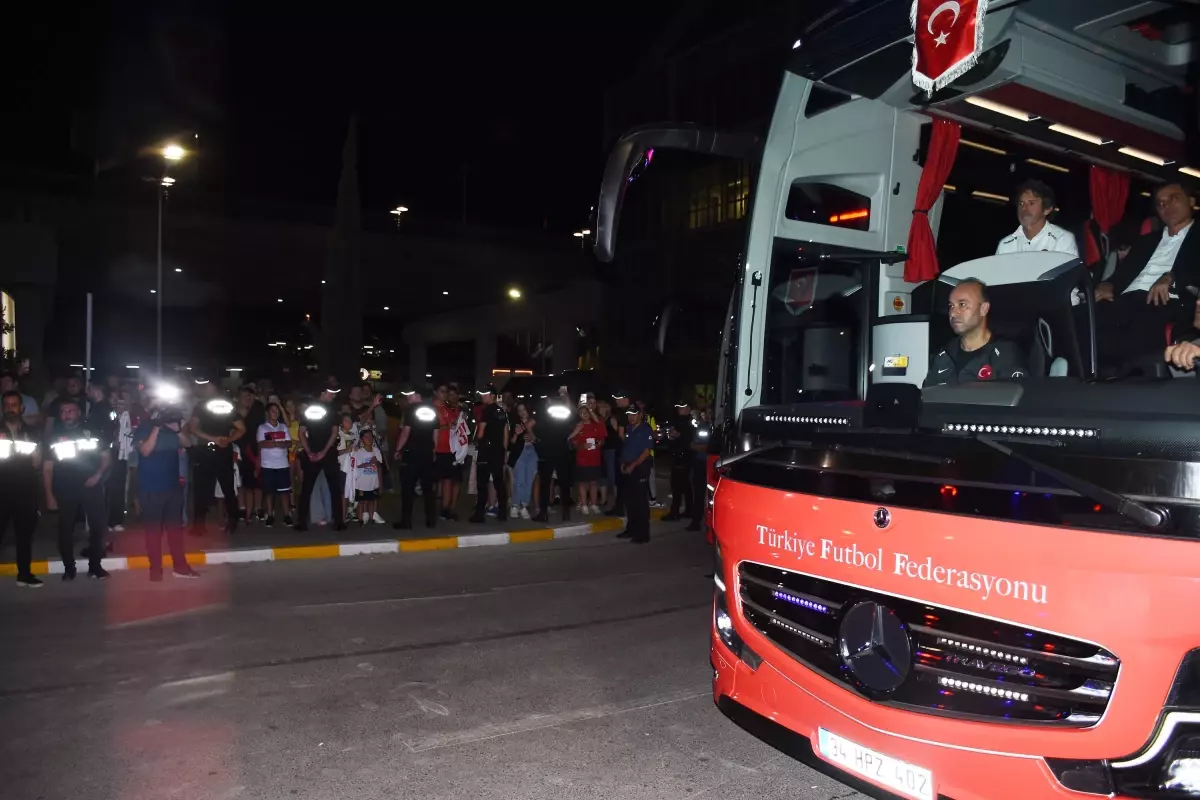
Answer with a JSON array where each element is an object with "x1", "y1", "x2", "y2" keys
[
  {"x1": 838, "y1": 601, "x2": 912, "y2": 693},
  {"x1": 873, "y1": 507, "x2": 891, "y2": 529}
]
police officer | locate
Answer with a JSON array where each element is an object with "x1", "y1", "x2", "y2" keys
[
  {"x1": 532, "y1": 387, "x2": 575, "y2": 523},
  {"x1": 296, "y1": 384, "x2": 346, "y2": 532},
  {"x1": 617, "y1": 403, "x2": 655, "y2": 543},
  {"x1": 0, "y1": 390, "x2": 43, "y2": 586},
  {"x1": 605, "y1": 391, "x2": 632, "y2": 516},
  {"x1": 924, "y1": 278, "x2": 1028, "y2": 388},
  {"x1": 663, "y1": 400, "x2": 696, "y2": 522},
  {"x1": 469, "y1": 384, "x2": 508, "y2": 523},
  {"x1": 392, "y1": 386, "x2": 439, "y2": 530},
  {"x1": 188, "y1": 376, "x2": 245, "y2": 534},
  {"x1": 43, "y1": 397, "x2": 111, "y2": 580},
  {"x1": 687, "y1": 412, "x2": 712, "y2": 533}
]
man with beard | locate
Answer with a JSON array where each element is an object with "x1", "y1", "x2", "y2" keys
[
  {"x1": 923, "y1": 278, "x2": 1028, "y2": 388},
  {"x1": 0, "y1": 391, "x2": 43, "y2": 586},
  {"x1": 44, "y1": 372, "x2": 87, "y2": 436},
  {"x1": 43, "y1": 397, "x2": 111, "y2": 580}
]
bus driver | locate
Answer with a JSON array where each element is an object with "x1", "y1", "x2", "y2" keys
[{"x1": 924, "y1": 278, "x2": 1028, "y2": 388}]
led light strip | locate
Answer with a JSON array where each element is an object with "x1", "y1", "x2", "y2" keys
[
  {"x1": 772, "y1": 589, "x2": 830, "y2": 614},
  {"x1": 763, "y1": 414, "x2": 851, "y2": 426},
  {"x1": 769, "y1": 616, "x2": 827, "y2": 646},
  {"x1": 938, "y1": 676, "x2": 1029, "y2": 702},
  {"x1": 943, "y1": 423, "x2": 1098, "y2": 438},
  {"x1": 937, "y1": 636, "x2": 1029, "y2": 665}
]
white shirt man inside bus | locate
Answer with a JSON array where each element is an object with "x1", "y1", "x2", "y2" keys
[
  {"x1": 924, "y1": 278, "x2": 1028, "y2": 388},
  {"x1": 996, "y1": 180, "x2": 1079, "y2": 257}
]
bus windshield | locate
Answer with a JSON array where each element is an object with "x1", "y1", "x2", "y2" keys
[{"x1": 760, "y1": 238, "x2": 867, "y2": 405}]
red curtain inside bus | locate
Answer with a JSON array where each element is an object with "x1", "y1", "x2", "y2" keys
[
  {"x1": 1084, "y1": 166, "x2": 1130, "y2": 268},
  {"x1": 905, "y1": 119, "x2": 961, "y2": 283}
]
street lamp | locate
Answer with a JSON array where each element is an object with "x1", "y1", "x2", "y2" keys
[
  {"x1": 507, "y1": 287, "x2": 547, "y2": 373},
  {"x1": 390, "y1": 206, "x2": 409, "y2": 228},
  {"x1": 156, "y1": 143, "x2": 187, "y2": 374},
  {"x1": 507, "y1": 287, "x2": 522, "y2": 300}
]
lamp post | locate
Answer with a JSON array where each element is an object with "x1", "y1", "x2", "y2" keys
[
  {"x1": 390, "y1": 206, "x2": 409, "y2": 228},
  {"x1": 157, "y1": 144, "x2": 186, "y2": 374},
  {"x1": 572, "y1": 229, "x2": 591, "y2": 250},
  {"x1": 508, "y1": 287, "x2": 547, "y2": 374}
]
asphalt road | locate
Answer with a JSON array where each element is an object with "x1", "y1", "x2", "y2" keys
[{"x1": 0, "y1": 523, "x2": 867, "y2": 800}]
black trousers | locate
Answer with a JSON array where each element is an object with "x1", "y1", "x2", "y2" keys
[
  {"x1": 537, "y1": 454, "x2": 573, "y2": 514},
  {"x1": 106, "y1": 459, "x2": 128, "y2": 527},
  {"x1": 668, "y1": 457, "x2": 693, "y2": 516},
  {"x1": 608, "y1": 469, "x2": 627, "y2": 515},
  {"x1": 0, "y1": 489, "x2": 37, "y2": 577},
  {"x1": 690, "y1": 458, "x2": 707, "y2": 525},
  {"x1": 1089, "y1": 290, "x2": 1191, "y2": 369},
  {"x1": 141, "y1": 487, "x2": 189, "y2": 572},
  {"x1": 625, "y1": 465, "x2": 651, "y2": 542},
  {"x1": 193, "y1": 449, "x2": 237, "y2": 529},
  {"x1": 400, "y1": 456, "x2": 436, "y2": 526},
  {"x1": 55, "y1": 480, "x2": 106, "y2": 571},
  {"x1": 298, "y1": 452, "x2": 344, "y2": 530},
  {"x1": 474, "y1": 450, "x2": 508, "y2": 519}
]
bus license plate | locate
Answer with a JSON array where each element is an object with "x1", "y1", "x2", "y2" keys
[{"x1": 817, "y1": 728, "x2": 933, "y2": 800}]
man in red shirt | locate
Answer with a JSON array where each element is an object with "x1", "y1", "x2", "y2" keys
[{"x1": 432, "y1": 384, "x2": 459, "y2": 521}]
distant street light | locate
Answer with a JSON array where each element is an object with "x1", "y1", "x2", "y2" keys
[
  {"x1": 507, "y1": 287, "x2": 522, "y2": 299},
  {"x1": 507, "y1": 286, "x2": 546, "y2": 373},
  {"x1": 156, "y1": 143, "x2": 188, "y2": 374},
  {"x1": 390, "y1": 206, "x2": 409, "y2": 228}
]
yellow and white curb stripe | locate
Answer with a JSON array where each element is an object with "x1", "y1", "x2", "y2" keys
[{"x1": 0, "y1": 515, "x2": 641, "y2": 577}]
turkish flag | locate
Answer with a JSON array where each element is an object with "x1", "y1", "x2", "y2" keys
[{"x1": 911, "y1": 0, "x2": 988, "y2": 94}]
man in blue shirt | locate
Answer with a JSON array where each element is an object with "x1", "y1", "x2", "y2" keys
[
  {"x1": 135, "y1": 393, "x2": 200, "y2": 581},
  {"x1": 617, "y1": 403, "x2": 655, "y2": 543}
]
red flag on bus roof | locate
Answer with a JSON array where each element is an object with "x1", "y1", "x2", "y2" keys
[{"x1": 911, "y1": 0, "x2": 989, "y2": 95}]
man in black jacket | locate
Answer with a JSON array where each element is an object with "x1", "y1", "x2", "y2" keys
[{"x1": 1091, "y1": 182, "x2": 1197, "y2": 370}]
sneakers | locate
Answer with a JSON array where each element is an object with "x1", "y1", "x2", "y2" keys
[
  {"x1": 531, "y1": 511, "x2": 549, "y2": 523},
  {"x1": 577, "y1": 503, "x2": 587, "y2": 515},
  {"x1": 265, "y1": 515, "x2": 276, "y2": 528},
  {"x1": 509, "y1": 505, "x2": 520, "y2": 519},
  {"x1": 589, "y1": 504, "x2": 602, "y2": 515},
  {"x1": 88, "y1": 566, "x2": 110, "y2": 580},
  {"x1": 62, "y1": 567, "x2": 77, "y2": 581},
  {"x1": 485, "y1": 506, "x2": 499, "y2": 517},
  {"x1": 16, "y1": 575, "x2": 43, "y2": 588},
  {"x1": 173, "y1": 569, "x2": 201, "y2": 579},
  {"x1": 520, "y1": 506, "x2": 531, "y2": 520},
  {"x1": 283, "y1": 514, "x2": 294, "y2": 527},
  {"x1": 372, "y1": 512, "x2": 385, "y2": 524},
  {"x1": 112, "y1": 524, "x2": 126, "y2": 533}
]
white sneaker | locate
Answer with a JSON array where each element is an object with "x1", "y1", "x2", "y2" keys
[
  {"x1": 520, "y1": 506, "x2": 531, "y2": 520},
  {"x1": 372, "y1": 512, "x2": 385, "y2": 524},
  {"x1": 510, "y1": 505, "x2": 520, "y2": 518},
  {"x1": 577, "y1": 503, "x2": 587, "y2": 514},
  {"x1": 112, "y1": 525, "x2": 126, "y2": 533},
  {"x1": 589, "y1": 504, "x2": 601, "y2": 515}
]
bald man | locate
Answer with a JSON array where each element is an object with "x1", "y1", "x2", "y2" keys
[{"x1": 924, "y1": 278, "x2": 1028, "y2": 387}]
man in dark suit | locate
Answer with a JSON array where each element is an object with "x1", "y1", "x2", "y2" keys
[{"x1": 1091, "y1": 182, "x2": 1197, "y2": 370}]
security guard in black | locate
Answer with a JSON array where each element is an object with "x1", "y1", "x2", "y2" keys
[
  {"x1": 44, "y1": 397, "x2": 111, "y2": 578},
  {"x1": 394, "y1": 390, "x2": 439, "y2": 529},
  {"x1": 189, "y1": 385, "x2": 245, "y2": 532},
  {"x1": 924, "y1": 277, "x2": 1028, "y2": 388},
  {"x1": 470, "y1": 386, "x2": 508, "y2": 523},
  {"x1": 296, "y1": 388, "x2": 345, "y2": 532},
  {"x1": 0, "y1": 390, "x2": 42, "y2": 584},
  {"x1": 664, "y1": 402, "x2": 696, "y2": 521}
]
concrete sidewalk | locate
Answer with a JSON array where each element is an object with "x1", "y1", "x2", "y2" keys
[{"x1": 0, "y1": 506, "x2": 670, "y2": 577}]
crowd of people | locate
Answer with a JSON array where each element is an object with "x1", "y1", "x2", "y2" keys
[{"x1": 0, "y1": 366, "x2": 712, "y2": 588}]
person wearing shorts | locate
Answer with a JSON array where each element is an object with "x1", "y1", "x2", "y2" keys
[
  {"x1": 256, "y1": 403, "x2": 293, "y2": 527},
  {"x1": 571, "y1": 405, "x2": 607, "y2": 514},
  {"x1": 349, "y1": 429, "x2": 383, "y2": 524}
]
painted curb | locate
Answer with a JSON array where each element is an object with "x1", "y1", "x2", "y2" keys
[{"x1": 0, "y1": 512, "x2": 658, "y2": 576}]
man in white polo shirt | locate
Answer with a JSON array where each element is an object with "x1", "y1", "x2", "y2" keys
[
  {"x1": 1092, "y1": 181, "x2": 1197, "y2": 370},
  {"x1": 996, "y1": 180, "x2": 1078, "y2": 257}
]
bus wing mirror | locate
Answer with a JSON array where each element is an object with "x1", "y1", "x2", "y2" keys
[{"x1": 594, "y1": 125, "x2": 762, "y2": 263}]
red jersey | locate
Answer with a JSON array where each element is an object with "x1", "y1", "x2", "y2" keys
[
  {"x1": 435, "y1": 403, "x2": 455, "y2": 454},
  {"x1": 574, "y1": 422, "x2": 607, "y2": 468}
]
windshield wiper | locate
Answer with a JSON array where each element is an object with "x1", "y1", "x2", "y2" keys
[{"x1": 974, "y1": 434, "x2": 1170, "y2": 531}]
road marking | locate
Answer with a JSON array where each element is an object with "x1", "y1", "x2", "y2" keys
[
  {"x1": 399, "y1": 537, "x2": 459, "y2": 552},
  {"x1": 295, "y1": 591, "x2": 493, "y2": 610},
  {"x1": 339, "y1": 541, "x2": 399, "y2": 556},
  {"x1": 457, "y1": 533, "x2": 509, "y2": 548},
  {"x1": 552, "y1": 523, "x2": 593, "y2": 539},
  {"x1": 206, "y1": 548, "x2": 274, "y2": 565},
  {"x1": 275, "y1": 544, "x2": 341, "y2": 560},
  {"x1": 401, "y1": 688, "x2": 708, "y2": 752}
]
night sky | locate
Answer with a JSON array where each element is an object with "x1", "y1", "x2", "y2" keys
[{"x1": 7, "y1": 2, "x2": 682, "y2": 233}]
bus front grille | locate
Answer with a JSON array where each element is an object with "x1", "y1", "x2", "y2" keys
[{"x1": 737, "y1": 562, "x2": 1118, "y2": 726}]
